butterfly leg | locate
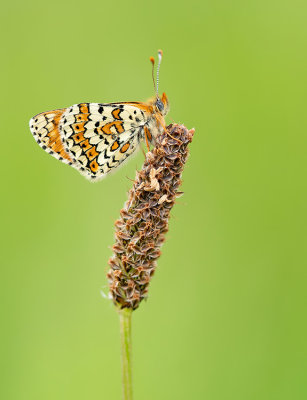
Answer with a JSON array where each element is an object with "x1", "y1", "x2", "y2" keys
[
  {"x1": 162, "y1": 122, "x2": 183, "y2": 144},
  {"x1": 140, "y1": 143, "x2": 146, "y2": 158},
  {"x1": 144, "y1": 126, "x2": 151, "y2": 151}
]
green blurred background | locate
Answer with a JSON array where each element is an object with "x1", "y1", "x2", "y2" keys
[{"x1": 1, "y1": 0, "x2": 306, "y2": 399}]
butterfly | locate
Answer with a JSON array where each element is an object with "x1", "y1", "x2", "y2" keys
[{"x1": 29, "y1": 50, "x2": 169, "y2": 181}]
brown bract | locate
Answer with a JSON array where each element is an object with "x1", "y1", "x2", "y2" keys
[{"x1": 107, "y1": 124, "x2": 194, "y2": 310}]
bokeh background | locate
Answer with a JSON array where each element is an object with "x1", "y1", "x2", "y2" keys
[{"x1": 1, "y1": 0, "x2": 306, "y2": 399}]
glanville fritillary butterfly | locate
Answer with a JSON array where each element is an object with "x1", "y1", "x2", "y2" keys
[{"x1": 29, "y1": 50, "x2": 169, "y2": 181}]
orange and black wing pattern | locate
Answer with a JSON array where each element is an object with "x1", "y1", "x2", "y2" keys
[{"x1": 30, "y1": 102, "x2": 154, "y2": 180}]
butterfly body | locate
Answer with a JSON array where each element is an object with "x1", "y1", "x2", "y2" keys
[{"x1": 29, "y1": 93, "x2": 169, "y2": 181}]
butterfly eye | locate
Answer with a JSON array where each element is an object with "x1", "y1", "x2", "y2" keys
[{"x1": 156, "y1": 98, "x2": 164, "y2": 112}]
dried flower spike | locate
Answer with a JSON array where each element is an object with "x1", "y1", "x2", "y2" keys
[{"x1": 107, "y1": 124, "x2": 194, "y2": 310}]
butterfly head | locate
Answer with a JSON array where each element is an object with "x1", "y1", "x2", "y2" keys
[{"x1": 155, "y1": 92, "x2": 169, "y2": 116}]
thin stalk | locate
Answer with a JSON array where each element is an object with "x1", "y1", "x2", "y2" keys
[{"x1": 119, "y1": 308, "x2": 133, "y2": 400}]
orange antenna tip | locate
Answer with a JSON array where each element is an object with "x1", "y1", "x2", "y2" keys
[{"x1": 150, "y1": 56, "x2": 155, "y2": 65}]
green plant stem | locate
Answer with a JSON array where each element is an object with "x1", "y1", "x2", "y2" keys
[{"x1": 119, "y1": 308, "x2": 133, "y2": 400}]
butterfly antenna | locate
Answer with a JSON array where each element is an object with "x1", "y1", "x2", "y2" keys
[
  {"x1": 150, "y1": 56, "x2": 157, "y2": 93},
  {"x1": 156, "y1": 50, "x2": 163, "y2": 96}
]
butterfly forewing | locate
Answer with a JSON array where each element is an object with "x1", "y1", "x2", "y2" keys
[
  {"x1": 29, "y1": 109, "x2": 73, "y2": 164},
  {"x1": 30, "y1": 102, "x2": 151, "y2": 181}
]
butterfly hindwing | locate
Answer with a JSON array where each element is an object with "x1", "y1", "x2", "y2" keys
[{"x1": 60, "y1": 102, "x2": 148, "y2": 180}]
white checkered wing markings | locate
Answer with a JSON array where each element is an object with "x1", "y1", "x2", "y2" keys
[
  {"x1": 29, "y1": 108, "x2": 72, "y2": 164},
  {"x1": 30, "y1": 111, "x2": 55, "y2": 145},
  {"x1": 59, "y1": 103, "x2": 148, "y2": 179}
]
